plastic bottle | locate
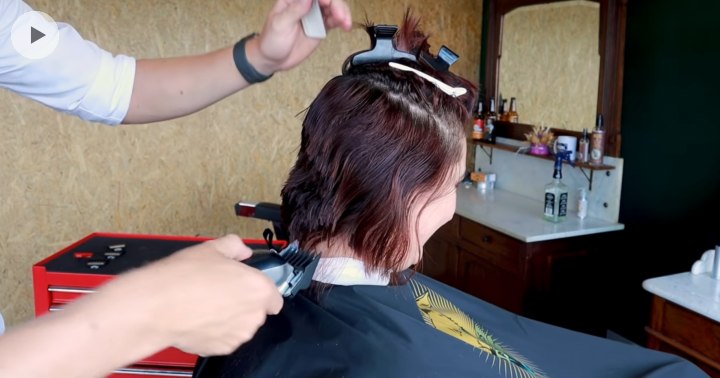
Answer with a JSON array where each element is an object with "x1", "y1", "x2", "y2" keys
[
  {"x1": 543, "y1": 150, "x2": 572, "y2": 223},
  {"x1": 577, "y1": 188, "x2": 588, "y2": 220}
]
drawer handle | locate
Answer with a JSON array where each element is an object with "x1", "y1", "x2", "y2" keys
[
  {"x1": 48, "y1": 286, "x2": 96, "y2": 294},
  {"x1": 481, "y1": 235, "x2": 491, "y2": 243},
  {"x1": 114, "y1": 367, "x2": 193, "y2": 377}
]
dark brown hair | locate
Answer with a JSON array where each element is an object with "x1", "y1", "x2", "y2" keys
[{"x1": 281, "y1": 12, "x2": 477, "y2": 274}]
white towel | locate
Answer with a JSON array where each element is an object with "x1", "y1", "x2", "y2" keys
[{"x1": 691, "y1": 249, "x2": 715, "y2": 275}]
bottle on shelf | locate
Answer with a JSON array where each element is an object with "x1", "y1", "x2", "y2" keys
[
  {"x1": 507, "y1": 97, "x2": 519, "y2": 123},
  {"x1": 543, "y1": 150, "x2": 571, "y2": 223},
  {"x1": 499, "y1": 98, "x2": 508, "y2": 121},
  {"x1": 590, "y1": 113, "x2": 605, "y2": 165},
  {"x1": 484, "y1": 98, "x2": 497, "y2": 143},
  {"x1": 486, "y1": 97, "x2": 498, "y2": 123},
  {"x1": 471, "y1": 99, "x2": 485, "y2": 141},
  {"x1": 475, "y1": 97, "x2": 484, "y2": 119},
  {"x1": 577, "y1": 128, "x2": 590, "y2": 163}
]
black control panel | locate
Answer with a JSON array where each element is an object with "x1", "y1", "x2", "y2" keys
[{"x1": 44, "y1": 236, "x2": 277, "y2": 275}]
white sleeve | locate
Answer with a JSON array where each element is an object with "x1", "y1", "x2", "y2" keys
[{"x1": 0, "y1": 0, "x2": 136, "y2": 125}]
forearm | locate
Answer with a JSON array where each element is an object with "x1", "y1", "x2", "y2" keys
[
  {"x1": 120, "y1": 0, "x2": 352, "y2": 125},
  {"x1": 0, "y1": 270, "x2": 167, "y2": 378},
  {"x1": 123, "y1": 46, "x2": 246, "y2": 124}
]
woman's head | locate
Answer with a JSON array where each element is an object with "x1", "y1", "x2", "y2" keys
[{"x1": 281, "y1": 13, "x2": 477, "y2": 274}]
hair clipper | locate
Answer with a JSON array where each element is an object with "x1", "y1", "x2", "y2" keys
[{"x1": 245, "y1": 241, "x2": 318, "y2": 298}]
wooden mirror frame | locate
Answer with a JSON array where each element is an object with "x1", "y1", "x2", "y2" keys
[{"x1": 483, "y1": 0, "x2": 627, "y2": 157}]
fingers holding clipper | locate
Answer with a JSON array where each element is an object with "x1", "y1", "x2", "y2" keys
[
  {"x1": 212, "y1": 236, "x2": 283, "y2": 314},
  {"x1": 266, "y1": 285, "x2": 284, "y2": 315},
  {"x1": 161, "y1": 248, "x2": 283, "y2": 356},
  {"x1": 207, "y1": 234, "x2": 282, "y2": 314},
  {"x1": 207, "y1": 234, "x2": 253, "y2": 261}
]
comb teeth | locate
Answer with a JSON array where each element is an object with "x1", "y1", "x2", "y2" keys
[{"x1": 280, "y1": 241, "x2": 317, "y2": 269}]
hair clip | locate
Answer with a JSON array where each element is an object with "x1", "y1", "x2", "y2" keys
[
  {"x1": 388, "y1": 62, "x2": 468, "y2": 97},
  {"x1": 342, "y1": 25, "x2": 417, "y2": 74},
  {"x1": 420, "y1": 45, "x2": 460, "y2": 72}
]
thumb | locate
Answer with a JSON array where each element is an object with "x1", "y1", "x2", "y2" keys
[
  {"x1": 273, "y1": 0, "x2": 313, "y2": 30},
  {"x1": 208, "y1": 234, "x2": 253, "y2": 261}
]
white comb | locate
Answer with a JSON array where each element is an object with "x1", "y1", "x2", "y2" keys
[
  {"x1": 301, "y1": 0, "x2": 326, "y2": 39},
  {"x1": 389, "y1": 62, "x2": 467, "y2": 97}
]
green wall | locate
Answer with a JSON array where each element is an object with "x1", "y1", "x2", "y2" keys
[
  {"x1": 478, "y1": 0, "x2": 720, "y2": 342},
  {"x1": 613, "y1": 0, "x2": 720, "y2": 342}
]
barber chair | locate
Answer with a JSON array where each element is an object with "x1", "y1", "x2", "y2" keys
[
  {"x1": 234, "y1": 201, "x2": 288, "y2": 243},
  {"x1": 190, "y1": 201, "x2": 288, "y2": 377}
]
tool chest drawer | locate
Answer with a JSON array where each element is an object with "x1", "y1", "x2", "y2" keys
[{"x1": 32, "y1": 232, "x2": 283, "y2": 377}]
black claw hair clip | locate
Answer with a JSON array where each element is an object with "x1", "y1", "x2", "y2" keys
[
  {"x1": 420, "y1": 45, "x2": 460, "y2": 72},
  {"x1": 342, "y1": 24, "x2": 416, "y2": 74},
  {"x1": 341, "y1": 24, "x2": 461, "y2": 74}
]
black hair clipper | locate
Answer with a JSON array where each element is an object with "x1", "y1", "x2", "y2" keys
[{"x1": 246, "y1": 240, "x2": 318, "y2": 298}]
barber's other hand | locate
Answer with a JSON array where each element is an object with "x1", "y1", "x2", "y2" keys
[
  {"x1": 145, "y1": 234, "x2": 283, "y2": 356},
  {"x1": 247, "y1": 0, "x2": 352, "y2": 75}
]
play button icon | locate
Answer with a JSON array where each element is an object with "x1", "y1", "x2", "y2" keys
[
  {"x1": 31, "y1": 27, "x2": 45, "y2": 44},
  {"x1": 11, "y1": 11, "x2": 59, "y2": 60}
]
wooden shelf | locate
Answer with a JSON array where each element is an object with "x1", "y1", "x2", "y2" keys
[
  {"x1": 472, "y1": 139, "x2": 615, "y2": 191},
  {"x1": 474, "y1": 140, "x2": 615, "y2": 170}
]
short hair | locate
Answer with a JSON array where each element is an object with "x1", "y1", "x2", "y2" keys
[{"x1": 281, "y1": 12, "x2": 477, "y2": 275}]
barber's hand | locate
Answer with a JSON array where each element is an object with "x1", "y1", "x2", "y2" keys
[
  {"x1": 148, "y1": 234, "x2": 283, "y2": 356},
  {"x1": 247, "y1": 0, "x2": 352, "y2": 75}
]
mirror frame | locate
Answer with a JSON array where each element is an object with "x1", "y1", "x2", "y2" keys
[{"x1": 483, "y1": 0, "x2": 627, "y2": 157}]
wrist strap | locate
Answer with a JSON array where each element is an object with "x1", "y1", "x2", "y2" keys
[{"x1": 233, "y1": 33, "x2": 273, "y2": 84}]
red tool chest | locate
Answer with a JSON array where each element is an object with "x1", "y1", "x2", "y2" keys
[{"x1": 32, "y1": 232, "x2": 282, "y2": 377}]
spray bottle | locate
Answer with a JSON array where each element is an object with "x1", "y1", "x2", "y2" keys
[
  {"x1": 543, "y1": 150, "x2": 573, "y2": 223},
  {"x1": 577, "y1": 188, "x2": 588, "y2": 220}
]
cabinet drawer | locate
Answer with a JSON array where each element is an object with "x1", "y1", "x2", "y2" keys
[
  {"x1": 653, "y1": 297, "x2": 720, "y2": 362},
  {"x1": 459, "y1": 218, "x2": 522, "y2": 273},
  {"x1": 457, "y1": 248, "x2": 523, "y2": 313}
]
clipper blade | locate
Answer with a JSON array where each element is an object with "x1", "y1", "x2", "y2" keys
[{"x1": 245, "y1": 241, "x2": 318, "y2": 298}]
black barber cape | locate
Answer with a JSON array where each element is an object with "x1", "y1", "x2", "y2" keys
[{"x1": 194, "y1": 273, "x2": 707, "y2": 378}]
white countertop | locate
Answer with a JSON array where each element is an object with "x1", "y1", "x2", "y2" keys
[
  {"x1": 643, "y1": 272, "x2": 720, "y2": 323},
  {"x1": 455, "y1": 186, "x2": 624, "y2": 243}
]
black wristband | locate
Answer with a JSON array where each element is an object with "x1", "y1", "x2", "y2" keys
[{"x1": 232, "y1": 33, "x2": 273, "y2": 84}]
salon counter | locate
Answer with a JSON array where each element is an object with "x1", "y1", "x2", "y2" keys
[
  {"x1": 644, "y1": 272, "x2": 720, "y2": 323},
  {"x1": 455, "y1": 186, "x2": 624, "y2": 242},
  {"x1": 643, "y1": 273, "x2": 720, "y2": 376},
  {"x1": 424, "y1": 186, "x2": 624, "y2": 336}
]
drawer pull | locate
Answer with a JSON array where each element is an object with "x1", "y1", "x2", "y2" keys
[
  {"x1": 482, "y1": 235, "x2": 491, "y2": 243},
  {"x1": 113, "y1": 367, "x2": 193, "y2": 377},
  {"x1": 48, "y1": 286, "x2": 96, "y2": 294}
]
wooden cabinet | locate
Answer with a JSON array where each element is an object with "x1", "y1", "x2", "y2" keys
[
  {"x1": 646, "y1": 296, "x2": 720, "y2": 377},
  {"x1": 422, "y1": 214, "x2": 616, "y2": 336}
]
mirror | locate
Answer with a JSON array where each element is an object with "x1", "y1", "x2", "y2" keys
[
  {"x1": 483, "y1": 0, "x2": 627, "y2": 157},
  {"x1": 498, "y1": 1, "x2": 600, "y2": 131}
]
